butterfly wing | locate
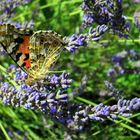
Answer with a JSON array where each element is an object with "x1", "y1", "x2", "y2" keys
[
  {"x1": 27, "y1": 30, "x2": 65, "y2": 81},
  {"x1": 0, "y1": 24, "x2": 65, "y2": 84},
  {"x1": 0, "y1": 24, "x2": 33, "y2": 71}
]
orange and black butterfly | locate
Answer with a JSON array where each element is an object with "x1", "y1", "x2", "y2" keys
[{"x1": 0, "y1": 24, "x2": 65, "y2": 84}]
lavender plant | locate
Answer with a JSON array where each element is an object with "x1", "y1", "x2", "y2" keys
[
  {"x1": 66, "y1": 0, "x2": 130, "y2": 52},
  {"x1": 0, "y1": 0, "x2": 31, "y2": 21},
  {"x1": 107, "y1": 49, "x2": 140, "y2": 77},
  {"x1": 1, "y1": 65, "x2": 140, "y2": 131},
  {"x1": 0, "y1": 0, "x2": 140, "y2": 139}
]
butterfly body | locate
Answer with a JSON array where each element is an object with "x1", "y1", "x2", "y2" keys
[{"x1": 0, "y1": 24, "x2": 65, "y2": 84}]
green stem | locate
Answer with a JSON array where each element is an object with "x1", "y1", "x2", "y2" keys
[
  {"x1": 75, "y1": 96, "x2": 97, "y2": 106},
  {"x1": 100, "y1": 39, "x2": 140, "y2": 44},
  {"x1": 113, "y1": 119, "x2": 140, "y2": 135},
  {"x1": 0, "y1": 122, "x2": 11, "y2": 140},
  {"x1": 127, "y1": 16, "x2": 133, "y2": 21}
]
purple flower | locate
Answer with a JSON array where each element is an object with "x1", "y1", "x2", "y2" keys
[
  {"x1": 100, "y1": 106, "x2": 110, "y2": 116},
  {"x1": 1, "y1": 69, "x2": 140, "y2": 131},
  {"x1": 107, "y1": 49, "x2": 140, "y2": 76},
  {"x1": 65, "y1": 34, "x2": 88, "y2": 52},
  {"x1": 107, "y1": 68, "x2": 117, "y2": 77},
  {"x1": 1, "y1": 82, "x2": 9, "y2": 92},
  {"x1": 50, "y1": 75, "x2": 59, "y2": 84},
  {"x1": 112, "y1": 56, "x2": 122, "y2": 63},
  {"x1": 0, "y1": 0, "x2": 31, "y2": 21},
  {"x1": 83, "y1": 13, "x2": 94, "y2": 27},
  {"x1": 64, "y1": 0, "x2": 130, "y2": 52},
  {"x1": 81, "y1": 0, "x2": 129, "y2": 37},
  {"x1": 88, "y1": 25, "x2": 108, "y2": 41},
  {"x1": 70, "y1": 34, "x2": 87, "y2": 46}
]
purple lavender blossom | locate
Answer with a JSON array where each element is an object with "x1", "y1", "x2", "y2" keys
[
  {"x1": 0, "y1": 0, "x2": 31, "y2": 21},
  {"x1": 107, "y1": 68, "x2": 117, "y2": 77},
  {"x1": 67, "y1": 97, "x2": 140, "y2": 130},
  {"x1": 65, "y1": 0, "x2": 129, "y2": 52},
  {"x1": 104, "y1": 80, "x2": 121, "y2": 98},
  {"x1": 65, "y1": 34, "x2": 88, "y2": 52},
  {"x1": 0, "y1": 65, "x2": 140, "y2": 131},
  {"x1": 112, "y1": 56, "x2": 122, "y2": 63},
  {"x1": 107, "y1": 49, "x2": 140, "y2": 76},
  {"x1": 88, "y1": 24, "x2": 108, "y2": 41},
  {"x1": 81, "y1": 0, "x2": 130, "y2": 37},
  {"x1": 0, "y1": 69, "x2": 70, "y2": 111},
  {"x1": 0, "y1": 0, "x2": 139, "y2": 132},
  {"x1": 0, "y1": 0, "x2": 34, "y2": 43},
  {"x1": 65, "y1": 25, "x2": 108, "y2": 52}
]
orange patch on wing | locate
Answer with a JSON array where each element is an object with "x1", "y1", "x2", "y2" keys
[
  {"x1": 18, "y1": 36, "x2": 30, "y2": 53},
  {"x1": 17, "y1": 36, "x2": 31, "y2": 69},
  {"x1": 25, "y1": 59, "x2": 31, "y2": 69}
]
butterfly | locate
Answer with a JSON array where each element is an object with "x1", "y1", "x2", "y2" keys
[{"x1": 0, "y1": 24, "x2": 65, "y2": 84}]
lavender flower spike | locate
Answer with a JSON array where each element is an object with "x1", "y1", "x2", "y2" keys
[
  {"x1": 81, "y1": 0, "x2": 130, "y2": 37},
  {"x1": 1, "y1": 66, "x2": 140, "y2": 131}
]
